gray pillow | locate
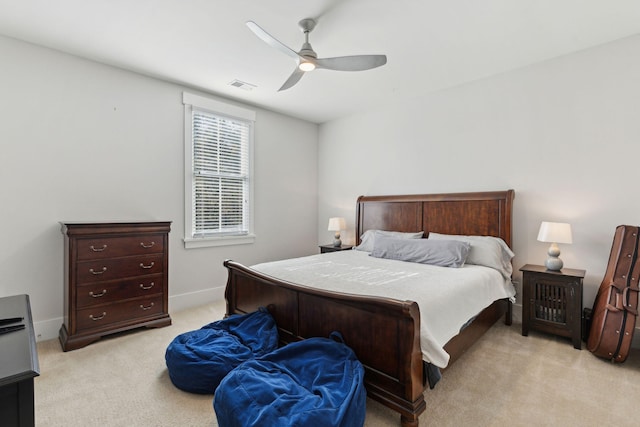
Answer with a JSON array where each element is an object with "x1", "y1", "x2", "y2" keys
[
  {"x1": 370, "y1": 237, "x2": 470, "y2": 268},
  {"x1": 355, "y1": 230, "x2": 424, "y2": 252}
]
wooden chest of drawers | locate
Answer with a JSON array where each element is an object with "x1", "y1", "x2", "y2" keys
[{"x1": 59, "y1": 222, "x2": 172, "y2": 351}]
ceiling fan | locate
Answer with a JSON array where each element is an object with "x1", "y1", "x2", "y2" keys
[{"x1": 246, "y1": 18, "x2": 387, "y2": 91}]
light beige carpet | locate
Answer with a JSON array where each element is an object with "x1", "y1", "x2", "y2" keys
[{"x1": 35, "y1": 300, "x2": 640, "y2": 426}]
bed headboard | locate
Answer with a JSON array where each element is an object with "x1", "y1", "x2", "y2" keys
[{"x1": 356, "y1": 190, "x2": 515, "y2": 247}]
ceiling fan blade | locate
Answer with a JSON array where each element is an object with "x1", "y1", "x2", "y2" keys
[
  {"x1": 278, "y1": 67, "x2": 306, "y2": 91},
  {"x1": 315, "y1": 54, "x2": 387, "y2": 72},
  {"x1": 246, "y1": 21, "x2": 301, "y2": 60}
]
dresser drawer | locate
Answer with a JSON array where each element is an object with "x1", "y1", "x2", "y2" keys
[
  {"x1": 75, "y1": 295, "x2": 164, "y2": 332},
  {"x1": 76, "y1": 254, "x2": 164, "y2": 284},
  {"x1": 76, "y1": 234, "x2": 165, "y2": 261},
  {"x1": 76, "y1": 275, "x2": 163, "y2": 308}
]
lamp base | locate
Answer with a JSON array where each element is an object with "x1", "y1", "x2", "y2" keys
[
  {"x1": 333, "y1": 232, "x2": 342, "y2": 247},
  {"x1": 545, "y1": 242, "x2": 563, "y2": 271},
  {"x1": 545, "y1": 256, "x2": 564, "y2": 271}
]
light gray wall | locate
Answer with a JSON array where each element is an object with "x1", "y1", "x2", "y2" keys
[
  {"x1": 318, "y1": 34, "x2": 640, "y2": 322},
  {"x1": 0, "y1": 35, "x2": 318, "y2": 341},
  {"x1": 3, "y1": 30, "x2": 639, "y2": 343}
]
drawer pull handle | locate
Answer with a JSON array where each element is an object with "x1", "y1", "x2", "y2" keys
[
  {"x1": 89, "y1": 312, "x2": 107, "y2": 321},
  {"x1": 90, "y1": 244, "x2": 107, "y2": 252},
  {"x1": 89, "y1": 267, "x2": 107, "y2": 275},
  {"x1": 89, "y1": 289, "x2": 107, "y2": 298},
  {"x1": 140, "y1": 302, "x2": 155, "y2": 310},
  {"x1": 140, "y1": 241, "x2": 155, "y2": 249},
  {"x1": 140, "y1": 262, "x2": 155, "y2": 269},
  {"x1": 139, "y1": 282, "x2": 155, "y2": 290}
]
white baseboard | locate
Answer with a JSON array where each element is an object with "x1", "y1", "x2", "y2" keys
[
  {"x1": 34, "y1": 317, "x2": 64, "y2": 343},
  {"x1": 168, "y1": 286, "x2": 225, "y2": 312},
  {"x1": 511, "y1": 302, "x2": 523, "y2": 324},
  {"x1": 33, "y1": 287, "x2": 226, "y2": 343}
]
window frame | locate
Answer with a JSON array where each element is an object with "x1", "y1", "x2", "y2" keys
[{"x1": 183, "y1": 92, "x2": 256, "y2": 249}]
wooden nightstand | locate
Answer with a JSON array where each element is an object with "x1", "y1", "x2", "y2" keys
[
  {"x1": 520, "y1": 264, "x2": 585, "y2": 349},
  {"x1": 319, "y1": 244, "x2": 353, "y2": 253}
]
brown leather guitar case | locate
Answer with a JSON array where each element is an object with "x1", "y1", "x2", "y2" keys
[{"x1": 587, "y1": 225, "x2": 640, "y2": 362}]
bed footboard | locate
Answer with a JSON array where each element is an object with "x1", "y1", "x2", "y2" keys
[{"x1": 224, "y1": 259, "x2": 427, "y2": 425}]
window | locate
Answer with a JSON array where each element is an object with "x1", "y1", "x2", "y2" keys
[{"x1": 183, "y1": 93, "x2": 255, "y2": 248}]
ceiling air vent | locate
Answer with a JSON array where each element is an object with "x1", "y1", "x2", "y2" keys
[{"x1": 228, "y1": 79, "x2": 256, "y2": 91}]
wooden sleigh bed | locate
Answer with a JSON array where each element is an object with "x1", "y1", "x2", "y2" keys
[{"x1": 224, "y1": 189, "x2": 515, "y2": 426}]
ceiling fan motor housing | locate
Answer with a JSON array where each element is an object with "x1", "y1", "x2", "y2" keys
[
  {"x1": 299, "y1": 43, "x2": 317, "y2": 59},
  {"x1": 298, "y1": 18, "x2": 317, "y2": 33}
]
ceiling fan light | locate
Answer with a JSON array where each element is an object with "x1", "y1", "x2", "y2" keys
[{"x1": 299, "y1": 61, "x2": 315, "y2": 72}]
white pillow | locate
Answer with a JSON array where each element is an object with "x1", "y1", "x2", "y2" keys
[
  {"x1": 354, "y1": 230, "x2": 424, "y2": 252},
  {"x1": 428, "y1": 232, "x2": 514, "y2": 279}
]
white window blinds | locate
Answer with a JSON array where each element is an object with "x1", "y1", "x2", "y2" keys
[
  {"x1": 183, "y1": 93, "x2": 255, "y2": 247},
  {"x1": 192, "y1": 110, "x2": 250, "y2": 236}
]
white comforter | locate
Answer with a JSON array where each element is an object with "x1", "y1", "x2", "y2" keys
[{"x1": 251, "y1": 250, "x2": 515, "y2": 368}]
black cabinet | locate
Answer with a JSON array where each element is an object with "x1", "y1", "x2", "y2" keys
[{"x1": 0, "y1": 295, "x2": 39, "y2": 427}]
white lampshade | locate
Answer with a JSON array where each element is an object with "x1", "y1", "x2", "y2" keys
[
  {"x1": 537, "y1": 222, "x2": 573, "y2": 244},
  {"x1": 327, "y1": 217, "x2": 346, "y2": 231}
]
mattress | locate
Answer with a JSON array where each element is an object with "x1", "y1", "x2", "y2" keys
[{"x1": 252, "y1": 250, "x2": 516, "y2": 368}]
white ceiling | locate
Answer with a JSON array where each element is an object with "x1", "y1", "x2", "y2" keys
[{"x1": 2, "y1": 0, "x2": 640, "y2": 124}]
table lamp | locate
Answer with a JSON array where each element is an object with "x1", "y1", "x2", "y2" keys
[
  {"x1": 328, "y1": 217, "x2": 346, "y2": 247},
  {"x1": 537, "y1": 221, "x2": 572, "y2": 271}
]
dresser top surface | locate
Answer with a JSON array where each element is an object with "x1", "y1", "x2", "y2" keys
[{"x1": 60, "y1": 221, "x2": 172, "y2": 236}]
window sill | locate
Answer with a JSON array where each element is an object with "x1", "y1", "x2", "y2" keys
[{"x1": 183, "y1": 234, "x2": 256, "y2": 249}]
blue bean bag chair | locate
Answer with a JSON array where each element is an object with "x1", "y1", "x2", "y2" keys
[
  {"x1": 165, "y1": 307, "x2": 278, "y2": 394},
  {"x1": 213, "y1": 332, "x2": 366, "y2": 427}
]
